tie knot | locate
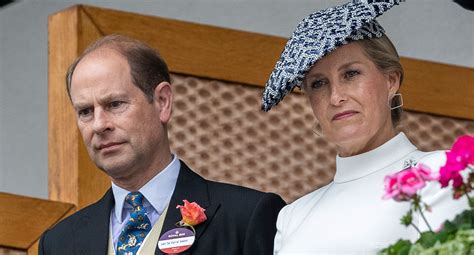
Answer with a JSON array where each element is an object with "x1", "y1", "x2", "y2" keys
[{"x1": 125, "y1": 192, "x2": 145, "y2": 209}]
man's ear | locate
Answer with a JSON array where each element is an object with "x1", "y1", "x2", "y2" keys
[
  {"x1": 386, "y1": 70, "x2": 401, "y2": 98},
  {"x1": 153, "y1": 81, "x2": 173, "y2": 124}
]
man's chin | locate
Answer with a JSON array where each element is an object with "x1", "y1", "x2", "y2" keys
[{"x1": 93, "y1": 159, "x2": 132, "y2": 177}]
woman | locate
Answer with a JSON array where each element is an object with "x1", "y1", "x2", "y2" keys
[{"x1": 261, "y1": 0, "x2": 470, "y2": 253}]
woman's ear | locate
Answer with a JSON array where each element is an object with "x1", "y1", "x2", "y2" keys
[
  {"x1": 153, "y1": 81, "x2": 173, "y2": 124},
  {"x1": 386, "y1": 70, "x2": 401, "y2": 98}
]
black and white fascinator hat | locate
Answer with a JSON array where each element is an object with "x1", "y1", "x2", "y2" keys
[{"x1": 261, "y1": 0, "x2": 405, "y2": 112}]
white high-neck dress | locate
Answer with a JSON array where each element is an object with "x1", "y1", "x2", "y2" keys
[{"x1": 274, "y1": 133, "x2": 470, "y2": 255}]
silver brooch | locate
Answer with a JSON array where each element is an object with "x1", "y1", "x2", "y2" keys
[{"x1": 402, "y1": 158, "x2": 417, "y2": 169}]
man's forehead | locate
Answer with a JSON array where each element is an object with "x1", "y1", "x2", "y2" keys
[
  {"x1": 72, "y1": 48, "x2": 129, "y2": 83},
  {"x1": 70, "y1": 48, "x2": 132, "y2": 99},
  {"x1": 77, "y1": 47, "x2": 125, "y2": 67}
]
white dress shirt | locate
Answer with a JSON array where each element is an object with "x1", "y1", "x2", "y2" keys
[
  {"x1": 274, "y1": 133, "x2": 470, "y2": 255},
  {"x1": 110, "y1": 154, "x2": 180, "y2": 248}
]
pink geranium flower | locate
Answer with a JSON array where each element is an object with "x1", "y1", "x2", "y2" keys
[
  {"x1": 449, "y1": 135, "x2": 474, "y2": 168},
  {"x1": 438, "y1": 135, "x2": 474, "y2": 188},
  {"x1": 381, "y1": 134, "x2": 474, "y2": 251},
  {"x1": 439, "y1": 163, "x2": 464, "y2": 188},
  {"x1": 415, "y1": 163, "x2": 439, "y2": 181},
  {"x1": 383, "y1": 174, "x2": 403, "y2": 201},
  {"x1": 383, "y1": 165, "x2": 437, "y2": 201}
]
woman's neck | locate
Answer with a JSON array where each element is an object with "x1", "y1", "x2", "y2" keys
[{"x1": 336, "y1": 126, "x2": 396, "y2": 157}]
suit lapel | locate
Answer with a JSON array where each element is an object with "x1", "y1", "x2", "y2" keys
[
  {"x1": 73, "y1": 189, "x2": 114, "y2": 255},
  {"x1": 155, "y1": 161, "x2": 220, "y2": 255}
]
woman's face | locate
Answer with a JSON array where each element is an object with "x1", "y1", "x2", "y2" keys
[{"x1": 304, "y1": 42, "x2": 400, "y2": 157}]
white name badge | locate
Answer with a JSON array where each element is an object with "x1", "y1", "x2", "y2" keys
[{"x1": 158, "y1": 228, "x2": 195, "y2": 254}]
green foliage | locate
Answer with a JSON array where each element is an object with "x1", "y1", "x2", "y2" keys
[
  {"x1": 401, "y1": 210, "x2": 413, "y2": 227},
  {"x1": 379, "y1": 209, "x2": 474, "y2": 255},
  {"x1": 408, "y1": 229, "x2": 474, "y2": 255},
  {"x1": 451, "y1": 210, "x2": 474, "y2": 230},
  {"x1": 469, "y1": 197, "x2": 474, "y2": 208},
  {"x1": 378, "y1": 239, "x2": 411, "y2": 255},
  {"x1": 417, "y1": 231, "x2": 438, "y2": 248}
]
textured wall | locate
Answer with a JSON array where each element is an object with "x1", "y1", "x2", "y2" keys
[{"x1": 168, "y1": 74, "x2": 474, "y2": 202}]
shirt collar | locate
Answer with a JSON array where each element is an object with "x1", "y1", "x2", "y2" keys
[{"x1": 111, "y1": 154, "x2": 181, "y2": 222}]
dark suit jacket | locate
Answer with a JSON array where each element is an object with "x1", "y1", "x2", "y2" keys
[{"x1": 39, "y1": 161, "x2": 286, "y2": 255}]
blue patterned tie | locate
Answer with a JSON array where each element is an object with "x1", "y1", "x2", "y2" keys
[{"x1": 116, "y1": 192, "x2": 152, "y2": 255}]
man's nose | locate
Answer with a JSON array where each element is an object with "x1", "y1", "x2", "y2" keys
[{"x1": 92, "y1": 109, "x2": 113, "y2": 134}]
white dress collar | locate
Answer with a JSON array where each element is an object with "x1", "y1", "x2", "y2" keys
[{"x1": 334, "y1": 132, "x2": 417, "y2": 183}]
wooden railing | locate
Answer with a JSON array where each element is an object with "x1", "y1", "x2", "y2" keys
[{"x1": 0, "y1": 193, "x2": 74, "y2": 255}]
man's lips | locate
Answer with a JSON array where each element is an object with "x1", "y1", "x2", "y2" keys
[
  {"x1": 332, "y1": 110, "x2": 359, "y2": 121},
  {"x1": 95, "y1": 142, "x2": 125, "y2": 151}
]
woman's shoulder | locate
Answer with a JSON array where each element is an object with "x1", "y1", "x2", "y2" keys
[
  {"x1": 286, "y1": 182, "x2": 332, "y2": 210},
  {"x1": 415, "y1": 150, "x2": 447, "y2": 170},
  {"x1": 274, "y1": 185, "x2": 332, "y2": 253},
  {"x1": 277, "y1": 183, "x2": 332, "y2": 229}
]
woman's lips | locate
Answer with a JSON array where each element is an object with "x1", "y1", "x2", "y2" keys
[{"x1": 332, "y1": 111, "x2": 359, "y2": 121}]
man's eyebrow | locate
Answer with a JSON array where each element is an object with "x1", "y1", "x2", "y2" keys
[
  {"x1": 71, "y1": 100, "x2": 90, "y2": 110},
  {"x1": 72, "y1": 92, "x2": 128, "y2": 109},
  {"x1": 98, "y1": 92, "x2": 128, "y2": 103}
]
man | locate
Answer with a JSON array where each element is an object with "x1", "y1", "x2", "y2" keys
[{"x1": 39, "y1": 35, "x2": 285, "y2": 255}]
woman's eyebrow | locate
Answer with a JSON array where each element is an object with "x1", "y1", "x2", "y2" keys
[{"x1": 337, "y1": 61, "x2": 362, "y2": 72}]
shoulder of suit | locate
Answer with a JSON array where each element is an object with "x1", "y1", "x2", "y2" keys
[
  {"x1": 45, "y1": 190, "x2": 111, "y2": 233},
  {"x1": 41, "y1": 206, "x2": 83, "y2": 240},
  {"x1": 182, "y1": 163, "x2": 282, "y2": 196},
  {"x1": 206, "y1": 179, "x2": 269, "y2": 195}
]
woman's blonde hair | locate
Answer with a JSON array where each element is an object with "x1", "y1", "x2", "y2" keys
[{"x1": 357, "y1": 34, "x2": 404, "y2": 126}]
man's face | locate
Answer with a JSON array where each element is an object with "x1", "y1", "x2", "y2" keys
[{"x1": 70, "y1": 48, "x2": 170, "y2": 180}]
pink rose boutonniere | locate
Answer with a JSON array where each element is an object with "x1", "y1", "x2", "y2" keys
[
  {"x1": 380, "y1": 134, "x2": 474, "y2": 255},
  {"x1": 176, "y1": 200, "x2": 207, "y2": 232}
]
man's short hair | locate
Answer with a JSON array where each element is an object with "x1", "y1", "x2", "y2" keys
[{"x1": 66, "y1": 34, "x2": 170, "y2": 102}]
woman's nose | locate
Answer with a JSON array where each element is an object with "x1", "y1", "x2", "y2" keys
[{"x1": 329, "y1": 83, "x2": 347, "y2": 106}]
